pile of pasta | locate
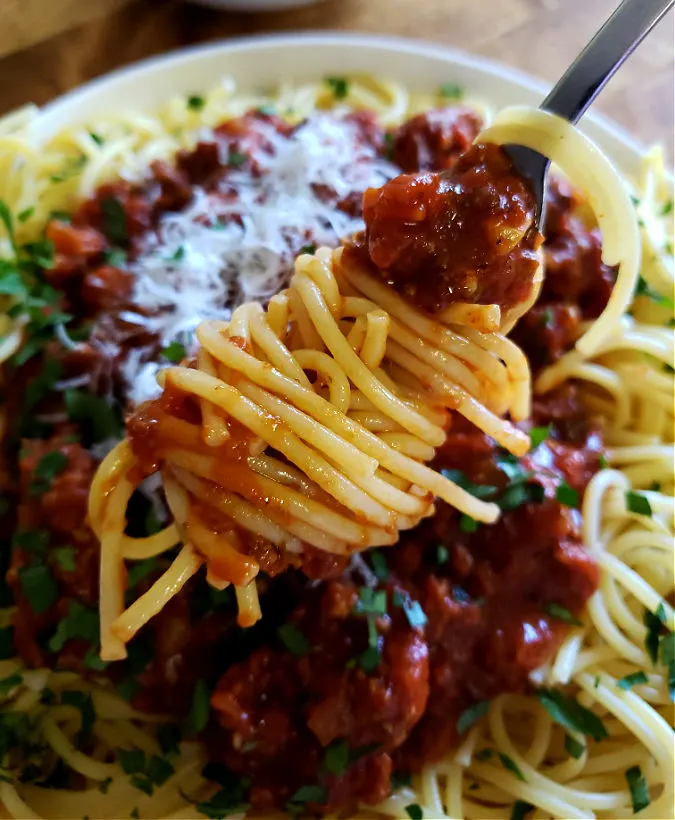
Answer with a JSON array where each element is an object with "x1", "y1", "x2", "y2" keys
[{"x1": 0, "y1": 74, "x2": 672, "y2": 820}]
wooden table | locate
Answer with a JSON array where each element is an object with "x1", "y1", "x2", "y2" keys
[{"x1": 0, "y1": 0, "x2": 672, "y2": 157}]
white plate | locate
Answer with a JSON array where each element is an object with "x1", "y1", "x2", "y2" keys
[{"x1": 36, "y1": 32, "x2": 647, "y2": 178}]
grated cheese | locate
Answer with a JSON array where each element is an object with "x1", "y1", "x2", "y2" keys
[{"x1": 119, "y1": 114, "x2": 396, "y2": 404}]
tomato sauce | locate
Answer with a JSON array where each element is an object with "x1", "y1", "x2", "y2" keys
[
  {"x1": 348, "y1": 142, "x2": 543, "y2": 313},
  {"x1": 2, "y1": 105, "x2": 613, "y2": 814}
]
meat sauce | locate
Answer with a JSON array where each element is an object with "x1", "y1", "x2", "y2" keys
[
  {"x1": 348, "y1": 142, "x2": 543, "y2": 313},
  {"x1": 3, "y1": 104, "x2": 612, "y2": 814},
  {"x1": 207, "y1": 391, "x2": 602, "y2": 813}
]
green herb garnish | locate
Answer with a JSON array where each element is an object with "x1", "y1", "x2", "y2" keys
[
  {"x1": 625, "y1": 491, "x2": 652, "y2": 517},
  {"x1": 625, "y1": 765, "x2": 650, "y2": 813},
  {"x1": 326, "y1": 77, "x2": 349, "y2": 99},
  {"x1": 277, "y1": 623, "x2": 310, "y2": 657},
  {"x1": 457, "y1": 700, "x2": 489, "y2": 735},
  {"x1": 544, "y1": 602, "x2": 583, "y2": 626},
  {"x1": 438, "y1": 83, "x2": 463, "y2": 99},
  {"x1": 537, "y1": 688, "x2": 608, "y2": 741},
  {"x1": 187, "y1": 95, "x2": 205, "y2": 111}
]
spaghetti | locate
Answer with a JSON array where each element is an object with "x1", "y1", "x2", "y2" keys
[
  {"x1": 0, "y1": 73, "x2": 672, "y2": 820},
  {"x1": 90, "y1": 243, "x2": 531, "y2": 660}
]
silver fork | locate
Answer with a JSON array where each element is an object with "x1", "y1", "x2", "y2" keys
[{"x1": 506, "y1": 0, "x2": 674, "y2": 226}]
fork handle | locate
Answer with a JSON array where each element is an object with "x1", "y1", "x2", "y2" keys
[{"x1": 543, "y1": 0, "x2": 674, "y2": 124}]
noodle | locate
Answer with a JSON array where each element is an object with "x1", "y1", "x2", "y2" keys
[
  {"x1": 91, "y1": 243, "x2": 530, "y2": 658},
  {"x1": 0, "y1": 73, "x2": 672, "y2": 820}
]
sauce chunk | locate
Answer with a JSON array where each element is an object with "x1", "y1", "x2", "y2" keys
[{"x1": 350, "y1": 143, "x2": 542, "y2": 313}]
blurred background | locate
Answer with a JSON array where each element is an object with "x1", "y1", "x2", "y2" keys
[{"x1": 0, "y1": 0, "x2": 673, "y2": 154}]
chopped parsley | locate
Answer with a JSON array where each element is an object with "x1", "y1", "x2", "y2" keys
[
  {"x1": 61, "y1": 690, "x2": 95, "y2": 740},
  {"x1": 49, "y1": 210, "x2": 72, "y2": 223},
  {"x1": 459, "y1": 514, "x2": 479, "y2": 532},
  {"x1": 529, "y1": 425, "x2": 551, "y2": 449},
  {"x1": 49, "y1": 154, "x2": 87, "y2": 183},
  {"x1": 30, "y1": 451, "x2": 68, "y2": 496},
  {"x1": 100, "y1": 196, "x2": 128, "y2": 247},
  {"x1": 405, "y1": 805, "x2": 424, "y2": 820},
  {"x1": 643, "y1": 602, "x2": 673, "y2": 699},
  {"x1": 369, "y1": 550, "x2": 389, "y2": 580},
  {"x1": 48, "y1": 601, "x2": 99, "y2": 653},
  {"x1": 18, "y1": 564, "x2": 58, "y2": 614},
  {"x1": 0, "y1": 712, "x2": 32, "y2": 761},
  {"x1": 161, "y1": 340, "x2": 186, "y2": 363},
  {"x1": 300, "y1": 244, "x2": 317, "y2": 255},
  {"x1": 511, "y1": 801, "x2": 534, "y2": 820},
  {"x1": 23, "y1": 359, "x2": 63, "y2": 406},
  {"x1": 13, "y1": 529, "x2": 49, "y2": 555},
  {"x1": 53, "y1": 546, "x2": 77, "y2": 572},
  {"x1": 195, "y1": 763, "x2": 250, "y2": 818},
  {"x1": 277, "y1": 623, "x2": 310, "y2": 657},
  {"x1": 625, "y1": 491, "x2": 652, "y2": 517},
  {"x1": 383, "y1": 131, "x2": 394, "y2": 160},
  {"x1": 544, "y1": 602, "x2": 583, "y2": 626},
  {"x1": 661, "y1": 200, "x2": 673, "y2": 215},
  {"x1": 435, "y1": 545, "x2": 449, "y2": 565},
  {"x1": 118, "y1": 748, "x2": 175, "y2": 796},
  {"x1": 287, "y1": 784, "x2": 327, "y2": 809},
  {"x1": 441, "y1": 468, "x2": 497, "y2": 500},
  {"x1": 354, "y1": 587, "x2": 387, "y2": 617},
  {"x1": 84, "y1": 647, "x2": 108, "y2": 671},
  {"x1": 539, "y1": 307, "x2": 554, "y2": 329},
  {"x1": 64, "y1": 389, "x2": 123, "y2": 443},
  {"x1": 187, "y1": 679, "x2": 210, "y2": 735},
  {"x1": 537, "y1": 688, "x2": 608, "y2": 741},
  {"x1": 90, "y1": 132, "x2": 105, "y2": 146},
  {"x1": 168, "y1": 245, "x2": 185, "y2": 263},
  {"x1": 457, "y1": 700, "x2": 489, "y2": 735},
  {"x1": 103, "y1": 248, "x2": 126, "y2": 267},
  {"x1": 499, "y1": 752, "x2": 526, "y2": 781},
  {"x1": 325, "y1": 76, "x2": 349, "y2": 99},
  {"x1": 227, "y1": 151, "x2": 246, "y2": 168},
  {"x1": 634, "y1": 275, "x2": 675, "y2": 310},
  {"x1": 474, "y1": 748, "x2": 493, "y2": 762},
  {"x1": 323, "y1": 739, "x2": 349, "y2": 775},
  {"x1": 617, "y1": 671, "x2": 649, "y2": 691},
  {"x1": 555, "y1": 482, "x2": 579, "y2": 507},
  {"x1": 17, "y1": 206, "x2": 34, "y2": 223},
  {"x1": 187, "y1": 95, "x2": 206, "y2": 111},
  {"x1": 0, "y1": 674, "x2": 22, "y2": 696},
  {"x1": 499, "y1": 481, "x2": 545, "y2": 511},
  {"x1": 625, "y1": 765, "x2": 650, "y2": 814},
  {"x1": 392, "y1": 589, "x2": 427, "y2": 629},
  {"x1": 564, "y1": 733, "x2": 585, "y2": 759},
  {"x1": 351, "y1": 588, "x2": 387, "y2": 672},
  {"x1": 598, "y1": 454, "x2": 608, "y2": 469},
  {"x1": 438, "y1": 83, "x2": 463, "y2": 99}
]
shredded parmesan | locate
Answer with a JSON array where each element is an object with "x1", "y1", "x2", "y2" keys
[{"x1": 119, "y1": 114, "x2": 396, "y2": 404}]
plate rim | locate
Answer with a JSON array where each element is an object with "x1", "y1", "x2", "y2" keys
[{"x1": 37, "y1": 30, "x2": 649, "y2": 157}]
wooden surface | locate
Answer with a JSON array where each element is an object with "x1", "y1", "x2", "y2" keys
[
  {"x1": 0, "y1": 0, "x2": 672, "y2": 156},
  {"x1": 0, "y1": 0, "x2": 133, "y2": 59}
]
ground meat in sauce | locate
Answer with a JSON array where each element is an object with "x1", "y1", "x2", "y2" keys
[
  {"x1": 392, "y1": 106, "x2": 483, "y2": 172},
  {"x1": 511, "y1": 176, "x2": 617, "y2": 368},
  {"x1": 208, "y1": 392, "x2": 602, "y2": 811},
  {"x1": 348, "y1": 142, "x2": 543, "y2": 313},
  {"x1": 3, "y1": 105, "x2": 612, "y2": 814}
]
